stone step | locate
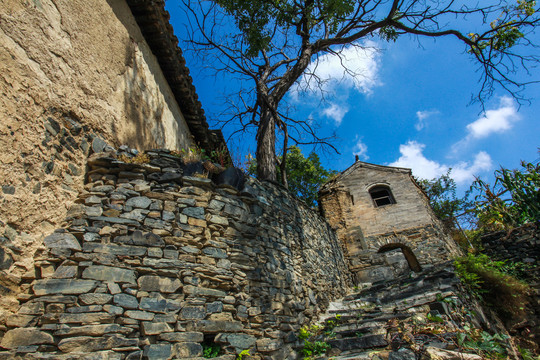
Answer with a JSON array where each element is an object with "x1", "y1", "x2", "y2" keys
[{"x1": 327, "y1": 334, "x2": 388, "y2": 352}]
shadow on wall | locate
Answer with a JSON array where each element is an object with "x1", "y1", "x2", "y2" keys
[
  {"x1": 108, "y1": 0, "x2": 172, "y2": 150},
  {"x1": 123, "y1": 52, "x2": 166, "y2": 150}
]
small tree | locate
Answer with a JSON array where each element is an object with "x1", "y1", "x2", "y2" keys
[
  {"x1": 248, "y1": 146, "x2": 337, "y2": 207},
  {"x1": 418, "y1": 171, "x2": 476, "y2": 250},
  {"x1": 284, "y1": 146, "x2": 337, "y2": 208},
  {"x1": 418, "y1": 170, "x2": 472, "y2": 227},
  {"x1": 181, "y1": 0, "x2": 540, "y2": 182}
]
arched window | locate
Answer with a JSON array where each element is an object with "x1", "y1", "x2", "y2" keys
[{"x1": 369, "y1": 185, "x2": 395, "y2": 207}]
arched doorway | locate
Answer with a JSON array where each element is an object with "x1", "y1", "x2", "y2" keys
[{"x1": 378, "y1": 243, "x2": 422, "y2": 272}]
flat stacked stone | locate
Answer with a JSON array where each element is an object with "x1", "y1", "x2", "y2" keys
[{"x1": 0, "y1": 145, "x2": 352, "y2": 359}]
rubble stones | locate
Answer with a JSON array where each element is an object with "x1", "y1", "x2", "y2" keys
[
  {"x1": 33, "y1": 279, "x2": 97, "y2": 295},
  {"x1": 82, "y1": 265, "x2": 136, "y2": 284},
  {"x1": 137, "y1": 275, "x2": 181, "y2": 293},
  {"x1": 43, "y1": 233, "x2": 81, "y2": 251},
  {"x1": 0, "y1": 328, "x2": 54, "y2": 349},
  {"x1": 57, "y1": 334, "x2": 138, "y2": 352},
  {"x1": 0, "y1": 149, "x2": 353, "y2": 359}
]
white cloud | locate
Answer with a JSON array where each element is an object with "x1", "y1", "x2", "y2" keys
[
  {"x1": 415, "y1": 109, "x2": 439, "y2": 131},
  {"x1": 466, "y1": 96, "x2": 519, "y2": 139},
  {"x1": 322, "y1": 103, "x2": 349, "y2": 125},
  {"x1": 451, "y1": 151, "x2": 493, "y2": 183},
  {"x1": 388, "y1": 141, "x2": 492, "y2": 184},
  {"x1": 292, "y1": 41, "x2": 381, "y2": 99},
  {"x1": 451, "y1": 96, "x2": 520, "y2": 153},
  {"x1": 353, "y1": 136, "x2": 369, "y2": 160},
  {"x1": 467, "y1": 96, "x2": 519, "y2": 139},
  {"x1": 389, "y1": 141, "x2": 448, "y2": 179}
]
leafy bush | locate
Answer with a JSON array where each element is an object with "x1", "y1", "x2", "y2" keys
[
  {"x1": 454, "y1": 253, "x2": 529, "y2": 321},
  {"x1": 457, "y1": 326, "x2": 509, "y2": 359},
  {"x1": 301, "y1": 340, "x2": 331, "y2": 358},
  {"x1": 297, "y1": 320, "x2": 339, "y2": 359}
]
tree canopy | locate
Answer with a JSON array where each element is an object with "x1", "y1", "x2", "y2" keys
[
  {"x1": 247, "y1": 146, "x2": 337, "y2": 207},
  {"x1": 417, "y1": 170, "x2": 472, "y2": 227},
  {"x1": 181, "y1": 0, "x2": 540, "y2": 182},
  {"x1": 282, "y1": 146, "x2": 337, "y2": 207}
]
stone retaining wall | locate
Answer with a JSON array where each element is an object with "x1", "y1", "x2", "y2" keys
[
  {"x1": 481, "y1": 222, "x2": 540, "y2": 276},
  {"x1": 481, "y1": 222, "x2": 540, "y2": 348},
  {"x1": 0, "y1": 149, "x2": 352, "y2": 359}
]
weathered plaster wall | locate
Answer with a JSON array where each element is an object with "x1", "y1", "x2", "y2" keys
[
  {"x1": 0, "y1": 148, "x2": 352, "y2": 359},
  {"x1": 0, "y1": 0, "x2": 195, "y2": 279}
]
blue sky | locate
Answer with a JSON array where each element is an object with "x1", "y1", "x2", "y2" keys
[{"x1": 165, "y1": 2, "x2": 540, "y2": 193}]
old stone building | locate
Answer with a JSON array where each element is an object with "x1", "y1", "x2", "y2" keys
[{"x1": 319, "y1": 160, "x2": 461, "y2": 282}]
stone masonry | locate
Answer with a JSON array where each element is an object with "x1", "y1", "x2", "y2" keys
[
  {"x1": 0, "y1": 146, "x2": 352, "y2": 359},
  {"x1": 320, "y1": 161, "x2": 461, "y2": 283}
]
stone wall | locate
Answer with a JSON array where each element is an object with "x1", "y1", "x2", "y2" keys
[
  {"x1": 0, "y1": 148, "x2": 352, "y2": 359},
  {"x1": 481, "y1": 222, "x2": 540, "y2": 275},
  {"x1": 0, "y1": 0, "x2": 205, "y2": 292},
  {"x1": 481, "y1": 222, "x2": 540, "y2": 350}
]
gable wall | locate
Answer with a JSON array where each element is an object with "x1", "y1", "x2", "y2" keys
[
  {"x1": 0, "y1": 0, "x2": 199, "y2": 295},
  {"x1": 331, "y1": 165, "x2": 434, "y2": 239}
]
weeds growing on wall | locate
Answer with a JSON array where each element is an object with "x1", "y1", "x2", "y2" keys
[
  {"x1": 202, "y1": 342, "x2": 221, "y2": 358},
  {"x1": 171, "y1": 145, "x2": 232, "y2": 167},
  {"x1": 454, "y1": 253, "x2": 529, "y2": 321},
  {"x1": 117, "y1": 153, "x2": 150, "y2": 164},
  {"x1": 297, "y1": 316, "x2": 343, "y2": 360}
]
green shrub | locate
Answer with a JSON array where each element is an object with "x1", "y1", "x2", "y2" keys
[
  {"x1": 454, "y1": 253, "x2": 529, "y2": 321},
  {"x1": 457, "y1": 327, "x2": 509, "y2": 359}
]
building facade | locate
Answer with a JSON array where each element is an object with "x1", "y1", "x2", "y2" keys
[{"x1": 319, "y1": 161, "x2": 461, "y2": 282}]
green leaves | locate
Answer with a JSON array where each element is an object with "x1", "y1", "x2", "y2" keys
[
  {"x1": 417, "y1": 170, "x2": 471, "y2": 225},
  {"x1": 283, "y1": 146, "x2": 337, "y2": 208},
  {"x1": 297, "y1": 323, "x2": 332, "y2": 359},
  {"x1": 454, "y1": 253, "x2": 530, "y2": 322},
  {"x1": 457, "y1": 328, "x2": 509, "y2": 359},
  {"x1": 379, "y1": 26, "x2": 399, "y2": 42},
  {"x1": 471, "y1": 160, "x2": 540, "y2": 230},
  {"x1": 468, "y1": 0, "x2": 537, "y2": 54},
  {"x1": 214, "y1": 0, "x2": 274, "y2": 57},
  {"x1": 212, "y1": 0, "x2": 357, "y2": 56}
]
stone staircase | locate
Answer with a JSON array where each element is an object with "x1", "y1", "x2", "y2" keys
[{"x1": 301, "y1": 263, "x2": 490, "y2": 359}]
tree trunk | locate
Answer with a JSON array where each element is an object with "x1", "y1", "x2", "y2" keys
[{"x1": 256, "y1": 107, "x2": 276, "y2": 181}]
